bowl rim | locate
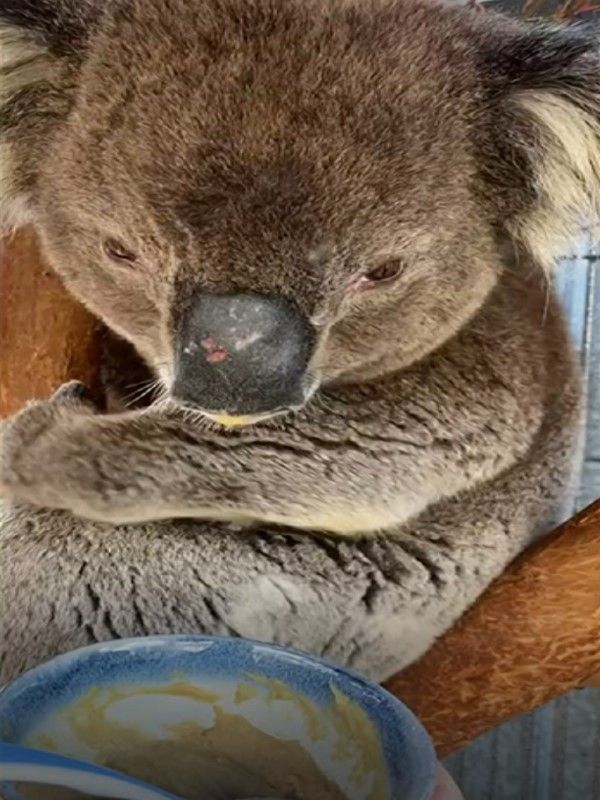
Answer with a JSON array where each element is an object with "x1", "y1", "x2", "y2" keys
[{"x1": 0, "y1": 634, "x2": 437, "y2": 800}]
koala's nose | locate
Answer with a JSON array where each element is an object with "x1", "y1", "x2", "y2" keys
[{"x1": 172, "y1": 293, "x2": 316, "y2": 419}]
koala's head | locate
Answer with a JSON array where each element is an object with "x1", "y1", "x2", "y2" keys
[{"x1": 1, "y1": 0, "x2": 599, "y2": 425}]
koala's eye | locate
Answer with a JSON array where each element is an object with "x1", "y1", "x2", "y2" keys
[
  {"x1": 103, "y1": 238, "x2": 138, "y2": 264},
  {"x1": 354, "y1": 259, "x2": 404, "y2": 290}
]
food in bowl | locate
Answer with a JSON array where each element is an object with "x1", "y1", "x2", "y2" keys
[{"x1": 0, "y1": 636, "x2": 437, "y2": 800}]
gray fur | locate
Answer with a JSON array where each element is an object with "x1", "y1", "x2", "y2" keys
[
  {"x1": 0, "y1": 0, "x2": 593, "y2": 683},
  {"x1": 0, "y1": 271, "x2": 581, "y2": 682}
]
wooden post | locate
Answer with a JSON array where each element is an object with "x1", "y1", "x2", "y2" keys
[{"x1": 0, "y1": 228, "x2": 104, "y2": 419}]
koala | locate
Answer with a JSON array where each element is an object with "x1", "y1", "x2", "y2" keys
[{"x1": 0, "y1": 0, "x2": 594, "y2": 684}]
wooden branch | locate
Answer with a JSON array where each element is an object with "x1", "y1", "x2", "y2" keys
[
  {"x1": 0, "y1": 229, "x2": 104, "y2": 419},
  {"x1": 386, "y1": 499, "x2": 600, "y2": 756}
]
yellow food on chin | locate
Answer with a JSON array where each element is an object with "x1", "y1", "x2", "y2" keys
[{"x1": 212, "y1": 413, "x2": 254, "y2": 428}]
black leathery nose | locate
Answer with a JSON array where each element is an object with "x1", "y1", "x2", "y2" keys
[{"x1": 173, "y1": 293, "x2": 316, "y2": 415}]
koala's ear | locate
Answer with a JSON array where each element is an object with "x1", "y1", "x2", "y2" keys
[
  {"x1": 481, "y1": 22, "x2": 600, "y2": 269},
  {"x1": 0, "y1": 1, "x2": 94, "y2": 228}
]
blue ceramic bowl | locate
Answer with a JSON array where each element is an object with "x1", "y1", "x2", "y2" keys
[{"x1": 0, "y1": 635, "x2": 436, "y2": 800}]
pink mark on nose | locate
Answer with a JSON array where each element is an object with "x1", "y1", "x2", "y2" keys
[{"x1": 201, "y1": 337, "x2": 230, "y2": 364}]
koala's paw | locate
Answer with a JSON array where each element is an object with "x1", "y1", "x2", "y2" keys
[
  {"x1": 0, "y1": 382, "x2": 100, "y2": 509},
  {"x1": 50, "y1": 380, "x2": 98, "y2": 407}
]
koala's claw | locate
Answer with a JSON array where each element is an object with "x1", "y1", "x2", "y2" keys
[{"x1": 51, "y1": 381, "x2": 97, "y2": 408}]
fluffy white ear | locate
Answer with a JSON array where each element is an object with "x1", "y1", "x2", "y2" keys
[
  {"x1": 480, "y1": 22, "x2": 600, "y2": 271},
  {"x1": 511, "y1": 85, "x2": 600, "y2": 268},
  {"x1": 0, "y1": 26, "x2": 57, "y2": 228},
  {"x1": 0, "y1": 1, "x2": 92, "y2": 229}
]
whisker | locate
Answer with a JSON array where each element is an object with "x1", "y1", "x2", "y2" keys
[
  {"x1": 541, "y1": 272, "x2": 551, "y2": 327},
  {"x1": 122, "y1": 378, "x2": 163, "y2": 408},
  {"x1": 124, "y1": 377, "x2": 157, "y2": 391},
  {"x1": 123, "y1": 387, "x2": 153, "y2": 407}
]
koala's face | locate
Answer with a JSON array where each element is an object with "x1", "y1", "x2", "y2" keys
[{"x1": 2, "y1": 0, "x2": 600, "y2": 424}]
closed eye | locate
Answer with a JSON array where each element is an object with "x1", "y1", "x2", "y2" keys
[
  {"x1": 103, "y1": 238, "x2": 138, "y2": 264},
  {"x1": 352, "y1": 259, "x2": 405, "y2": 290}
]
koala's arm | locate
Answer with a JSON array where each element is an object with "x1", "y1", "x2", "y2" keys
[{"x1": 0, "y1": 361, "x2": 538, "y2": 534}]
